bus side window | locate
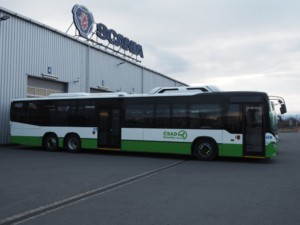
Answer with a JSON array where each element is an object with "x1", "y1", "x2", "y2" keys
[
  {"x1": 43, "y1": 101, "x2": 57, "y2": 126},
  {"x1": 155, "y1": 104, "x2": 171, "y2": 128},
  {"x1": 28, "y1": 102, "x2": 44, "y2": 125},
  {"x1": 190, "y1": 104, "x2": 221, "y2": 129},
  {"x1": 172, "y1": 104, "x2": 189, "y2": 128},
  {"x1": 77, "y1": 100, "x2": 96, "y2": 126},
  {"x1": 225, "y1": 104, "x2": 242, "y2": 133},
  {"x1": 125, "y1": 104, "x2": 154, "y2": 128},
  {"x1": 11, "y1": 102, "x2": 27, "y2": 123},
  {"x1": 57, "y1": 101, "x2": 77, "y2": 126}
]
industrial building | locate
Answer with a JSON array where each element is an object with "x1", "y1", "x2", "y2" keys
[{"x1": 0, "y1": 6, "x2": 186, "y2": 144}]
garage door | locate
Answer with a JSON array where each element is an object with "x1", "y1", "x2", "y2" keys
[{"x1": 27, "y1": 76, "x2": 67, "y2": 98}]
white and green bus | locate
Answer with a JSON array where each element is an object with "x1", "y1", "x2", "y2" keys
[{"x1": 10, "y1": 88, "x2": 287, "y2": 160}]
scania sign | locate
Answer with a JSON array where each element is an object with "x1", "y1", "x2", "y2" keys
[
  {"x1": 96, "y1": 23, "x2": 144, "y2": 58},
  {"x1": 72, "y1": 5, "x2": 144, "y2": 59},
  {"x1": 72, "y1": 5, "x2": 94, "y2": 38}
]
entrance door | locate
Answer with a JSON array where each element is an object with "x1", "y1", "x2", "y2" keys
[
  {"x1": 98, "y1": 109, "x2": 121, "y2": 149},
  {"x1": 244, "y1": 104, "x2": 265, "y2": 156}
]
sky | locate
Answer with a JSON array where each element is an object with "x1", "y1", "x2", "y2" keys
[{"x1": 0, "y1": 0, "x2": 299, "y2": 115}]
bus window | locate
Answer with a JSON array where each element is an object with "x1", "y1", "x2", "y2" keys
[
  {"x1": 78, "y1": 100, "x2": 96, "y2": 126},
  {"x1": 224, "y1": 104, "x2": 242, "y2": 133},
  {"x1": 269, "y1": 101, "x2": 277, "y2": 133},
  {"x1": 11, "y1": 102, "x2": 27, "y2": 123},
  {"x1": 155, "y1": 104, "x2": 171, "y2": 128},
  {"x1": 125, "y1": 104, "x2": 154, "y2": 128},
  {"x1": 28, "y1": 102, "x2": 46, "y2": 125},
  {"x1": 57, "y1": 101, "x2": 77, "y2": 126},
  {"x1": 172, "y1": 104, "x2": 188, "y2": 128},
  {"x1": 190, "y1": 104, "x2": 221, "y2": 129},
  {"x1": 43, "y1": 101, "x2": 56, "y2": 126}
]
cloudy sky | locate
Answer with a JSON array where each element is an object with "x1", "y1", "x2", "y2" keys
[{"x1": 1, "y1": 0, "x2": 299, "y2": 114}]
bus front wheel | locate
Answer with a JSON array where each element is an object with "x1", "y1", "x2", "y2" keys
[
  {"x1": 43, "y1": 134, "x2": 59, "y2": 152},
  {"x1": 193, "y1": 139, "x2": 218, "y2": 161},
  {"x1": 65, "y1": 134, "x2": 81, "y2": 153}
]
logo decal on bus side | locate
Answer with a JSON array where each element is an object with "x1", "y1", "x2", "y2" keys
[{"x1": 163, "y1": 130, "x2": 188, "y2": 140}]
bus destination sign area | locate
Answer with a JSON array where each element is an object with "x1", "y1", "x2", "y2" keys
[{"x1": 72, "y1": 4, "x2": 144, "y2": 60}]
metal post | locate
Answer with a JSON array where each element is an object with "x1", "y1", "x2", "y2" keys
[{"x1": 141, "y1": 67, "x2": 144, "y2": 93}]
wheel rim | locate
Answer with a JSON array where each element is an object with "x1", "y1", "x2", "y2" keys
[
  {"x1": 68, "y1": 138, "x2": 79, "y2": 150},
  {"x1": 197, "y1": 143, "x2": 213, "y2": 157},
  {"x1": 47, "y1": 137, "x2": 57, "y2": 149}
]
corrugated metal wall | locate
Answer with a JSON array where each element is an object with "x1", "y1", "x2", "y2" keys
[{"x1": 0, "y1": 7, "x2": 186, "y2": 144}]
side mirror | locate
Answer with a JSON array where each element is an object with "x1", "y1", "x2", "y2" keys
[{"x1": 280, "y1": 104, "x2": 287, "y2": 114}]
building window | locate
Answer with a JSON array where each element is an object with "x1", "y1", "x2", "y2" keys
[
  {"x1": 27, "y1": 86, "x2": 63, "y2": 98},
  {"x1": 27, "y1": 76, "x2": 67, "y2": 98}
]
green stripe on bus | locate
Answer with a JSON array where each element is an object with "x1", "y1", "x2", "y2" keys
[
  {"x1": 81, "y1": 139, "x2": 97, "y2": 149},
  {"x1": 10, "y1": 136, "x2": 276, "y2": 158},
  {"x1": 121, "y1": 140, "x2": 191, "y2": 155},
  {"x1": 59, "y1": 138, "x2": 96, "y2": 149},
  {"x1": 265, "y1": 142, "x2": 277, "y2": 158},
  {"x1": 218, "y1": 144, "x2": 243, "y2": 157},
  {"x1": 10, "y1": 136, "x2": 42, "y2": 146},
  {"x1": 122, "y1": 140, "x2": 246, "y2": 157},
  {"x1": 11, "y1": 136, "x2": 97, "y2": 150}
]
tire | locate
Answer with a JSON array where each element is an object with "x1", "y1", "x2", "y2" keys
[
  {"x1": 43, "y1": 134, "x2": 59, "y2": 151},
  {"x1": 194, "y1": 139, "x2": 218, "y2": 161},
  {"x1": 65, "y1": 134, "x2": 81, "y2": 153}
]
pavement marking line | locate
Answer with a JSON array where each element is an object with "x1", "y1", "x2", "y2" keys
[{"x1": 0, "y1": 160, "x2": 188, "y2": 225}]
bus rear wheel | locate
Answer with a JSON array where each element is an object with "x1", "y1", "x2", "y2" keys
[
  {"x1": 65, "y1": 134, "x2": 81, "y2": 153},
  {"x1": 43, "y1": 134, "x2": 59, "y2": 151},
  {"x1": 194, "y1": 139, "x2": 218, "y2": 161}
]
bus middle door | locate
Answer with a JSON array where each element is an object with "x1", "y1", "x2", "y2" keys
[{"x1": 98, "y1": 108, "x2": 121, "y2": 150}]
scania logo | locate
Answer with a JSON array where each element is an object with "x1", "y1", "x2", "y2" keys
[{"x1": 72, "y1": 5, "x2": 94, "y2": 38}]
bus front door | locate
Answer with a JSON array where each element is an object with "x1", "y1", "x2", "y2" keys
[
  {"x1": 98, "y1": 109, "x2": 121, "y2": 149},
  {"x1": 243, "y1": 104, "x2": 265, "y2": 157}
]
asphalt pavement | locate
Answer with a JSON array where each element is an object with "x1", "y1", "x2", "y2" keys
[{"x1": 0, "y1": 132, "x2": 299, "y2": 225}]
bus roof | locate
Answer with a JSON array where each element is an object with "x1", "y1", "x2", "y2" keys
[{"x1": 11, "y1": 90, "x2": 269, "y2": 102}]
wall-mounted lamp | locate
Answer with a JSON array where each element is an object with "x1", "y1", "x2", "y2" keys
[
  {"x1": 116, "y1": 62, "x2": 125, "y2": 66},
  {"x1": 0, "y1": 15, "x2": 10, "y2": 21},
  {"x1": 73, "y1": 77, "x2": 80, "y2": 83}
]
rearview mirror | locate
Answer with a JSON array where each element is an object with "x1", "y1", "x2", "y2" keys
[{"x1": 280, "y1": 104, "x2": 287, "y2": 114}]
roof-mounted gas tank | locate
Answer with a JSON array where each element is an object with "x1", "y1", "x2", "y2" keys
[{"x1": 148, "y1": 85, "x2": 220, "y2": 95}]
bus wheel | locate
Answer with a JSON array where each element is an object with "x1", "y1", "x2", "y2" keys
[
  {"x1": 194, "y1": 139, "x2": 218, "y2": 161},
  {"x1": 65, "y1": 134, "x2": 81, "y2": 153},
  {"x1": 43, "y1": 134, "x2": 59, "y2": 151}
]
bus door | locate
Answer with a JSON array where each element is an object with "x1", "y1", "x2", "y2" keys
[
  {"x1": 98, "y1": 108, "x2": 121, "y2": 149},
  {"x1": 243, "y1": 104, "x2": 265, "y2": 157}
]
